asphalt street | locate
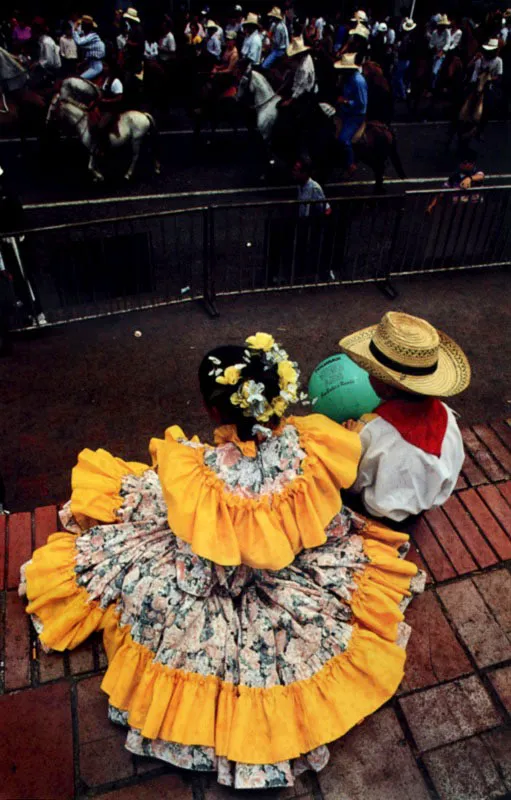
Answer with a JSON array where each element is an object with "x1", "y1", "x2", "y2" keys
[{"x1": 1, "y1": 117, "x2": 511, "y2": 228}]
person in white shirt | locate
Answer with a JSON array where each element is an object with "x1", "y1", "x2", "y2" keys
[
  {"x1": 262, "y1": 7, "x2": 289, "y2": 68},
  {"x1": 293, "y1": 157, "x2": 331, "y2": 217},
  {"x1": 59, "y1": 22, "x2": 78, "y2": 76},
  {"x1": 282, "y1": 36, "x2": 316, "y2": 104},
  {"x1": 338, "y1": 311, "x2": 470, "y2": 523},
  {"x1": 429, "y1": 15, "x2": 453, "y2": 87},
  {"x1": 315, "y1": 16, "x2": 326, "y2": 40},
  {"x1": 31, "y1": 17, "x2": 61, "y2": 84},
  {"x1": 158, "y1": 22, "x2": 176, "y2": 62},
  {"x1": 471, "y1": 39, "x2": 503, "y2": 82},
  {"x1": 241, "y1": 13, "x2": 263, "y2": 65},
  {"x1": 205, "y1": 20, "x2": 222, "y2": 61}
]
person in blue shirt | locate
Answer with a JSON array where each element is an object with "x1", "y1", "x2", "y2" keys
[
  {"x1": 334, "y1": 52, "x2": 368, "y2": 175},
  {"x1": 262, "y1": 7, "x2": 289, "y2": 68}
]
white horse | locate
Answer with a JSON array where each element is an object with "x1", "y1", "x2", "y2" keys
[
  {"x1": 47, "y1": 77, "x2": 160, "y2": 182},
  {"x1": 237, "y1": 65, "x2": 281, "y2": 144}
]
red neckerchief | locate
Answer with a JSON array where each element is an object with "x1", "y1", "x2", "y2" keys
[{"x1": 376, "y1": 397, "x2": 448, "y2": 457}]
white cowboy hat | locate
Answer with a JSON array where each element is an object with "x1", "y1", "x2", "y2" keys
[
  {"x1": 351, "y1": 10, "x2": 369, "y2": 23},
  {"x1": 402, "y1": 18, "x2": 417, "y2": 31},
  {"x1": 482, "y1": 38, "x2": 499, "y2": 51},
  {"x1": 268, "y1": 6, "x2": 283, "y2": 20},
  {"x1": 334, "y1": 52, "x2": 361, "y2": 69},
  {"x1": 339, "y1": 311, "x2": 471, "y2": 397},
  {"x1": 226, "y1": 30, "x2": 238, "y2": 39},
  {"x1": 234, "y1": 4, "x2": 243, "y2": 11},
  {"x1": 123, "y1": 7, "x2": 141, "y2": 24},
  {"x1": 349, "y1": 23, "x2": 370, "y2": 39},
  {"x1": 377, "y1": 22, "x2": 388, "y2": 32},
  {"x1": 436, "y1": 14, "x2": 451, "y2": 26},
  {"x1": 286, "y1": 36, "x2": 310, "y2": 57},
  {"x1": 242, "y1": 12, "x2": 261, "y2": 27},
  {"x1": 206, "y1": 19, "x2": 219, "y2": 29}
]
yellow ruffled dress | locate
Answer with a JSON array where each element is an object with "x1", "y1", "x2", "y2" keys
[{"x1": 20, "y1": 414, "x2": 423, "y2": 789}]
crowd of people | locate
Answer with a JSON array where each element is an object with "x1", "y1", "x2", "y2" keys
[{"x1": 1, "y1": 5, "x2": 510, "y2": 152}]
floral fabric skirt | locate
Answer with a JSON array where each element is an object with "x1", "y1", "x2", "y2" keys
[{"x1": 20, "y1": 469, "x2": 423, "y2": 789}]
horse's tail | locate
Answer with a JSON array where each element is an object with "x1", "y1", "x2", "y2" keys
[
  {"x1": 143, "y1": 112, "x2": 161, "y2": 174},
  {"x1": 389, "y1": 128, "x2": 406, "y2": 180}
]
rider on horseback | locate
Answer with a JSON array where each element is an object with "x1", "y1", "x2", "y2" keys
[
  {"x1": 262, "y1": 8, "x2": 289, "y2": 69},
  {"x1": 334, "y1": 52, "x2": 368, "y2": 177},
  {"x1": 278, "y1": 36, "x2": 316, "y2": 120},
  {"x1": 73, "y1": 15, "x2": 105, "y2": 81},
  {"x1": 95, "y1": 60, "x2": 124, "y2": 155}
]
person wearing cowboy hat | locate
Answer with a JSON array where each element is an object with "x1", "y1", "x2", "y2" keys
[
  {"x1": 471, "y1": 38, "x2": 503, "y2": 84},
  {"x1": 351, "y1": 9, "x2": 370, "y2": 28},
  {"x1": 262, "y1": 7, "x2": 289, "y2": 69},
  {"x1": 429, "y1": 13, "x2": 453, "y2": 88},
  {"x1": 241, "y1": 13, "x2": 263, "y2": 65},
  {"x1": 73, "y1": 15, "x2": 106, "y2": 80},
  {"x1": 393, "y1": 18, "x2": 417, "y2": 100},
  {"x1": 123, "y1": 8, "x2": 144, "y2": 72},
  {"x1": 346, "y1": 22, "x2": 370, "y2": 58},
  {"x1": 205, "y1": 20, "x2": 223, "y2": 61},
  {"x1": 338, "y1": 312, "x2": 470, "y2": 523},
  {"x1": 278, "y1": 36, "x2": 316, "y2": 116},
  {"x1": 334, "y1": 52, "x2": 367, "y2": 177}
]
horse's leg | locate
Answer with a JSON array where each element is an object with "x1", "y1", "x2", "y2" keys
[
  {"x1": 125, "y1": 136, "x2": 142, "y2": 181},
  {"x1": 88, "y1": 149, "x2": 104, "y2": 182}
]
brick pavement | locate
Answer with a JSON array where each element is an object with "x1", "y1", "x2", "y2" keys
[{"x1": 1, "y1": 421, "x2": 511, "y2": 799}]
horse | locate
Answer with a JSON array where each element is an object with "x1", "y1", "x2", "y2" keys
[
  {"x1": 237, "y1": 65, "x2": 406, "y2": 191},
  {"x1": 447, "y1": 69, "x2": 492, "y2": 153},
  {"x1": 0, "y1": 46, "x2": 49, "y2": 148},
  {"x1": 47, "y1": 77, "x2": 160, "y2": 182}
]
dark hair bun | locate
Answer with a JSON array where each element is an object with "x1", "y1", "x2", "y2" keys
[{"x1": 199, "y1": 345, "x2": 281, "y2": 440}]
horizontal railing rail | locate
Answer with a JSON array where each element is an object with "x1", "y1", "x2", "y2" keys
[{"x1": 2, "y1": 186, "x2": 508, "y2": 330}]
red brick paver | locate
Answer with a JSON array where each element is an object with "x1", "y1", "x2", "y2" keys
[
  {"x1": 458, "y1": 489, "x2": 511, "y2": 560},
  {"x1": 7, "y1": 512, "x2": 31, "y2": 589},
  {"x1": 0, "y1": 682, "x2": 74, "y2": 800},
  {"x1": 0, "y1": 515, "x2": 5, "y2": 590},
  {"x1": 473, "y1": 423, "x2": 511, "y2": 473},
  {"x1": 4, "y1": 590, "x2": 30, "y2": 691},
  {"x1": 317, "y1": 708, "x2": 430, "y2": 800},
  {"x1": 424, "y1": 733, "x2": 510, "y2": 800},
  {"x1": 410, "y1": 517, "x2": 456, "y2": 582},
  {"x1": 488, "y1": 666, "x2": 511, "y2": 714},
  {"x1": 424, "y1": 507, "x2": 477, "y2": 574},
  {"x1": 441, "y1": 494, "x2": 498, "y2": 568},
  {"x1": 460, "y1": 452, "x2": 489, "y2": 487},
  {"x1": 399, "y1": 590, "x2": 471, "y2": 693},
  {"x1": 438, "y1": 579, "x2": 511, "y2": 667},
  {"x1": 34, "y1": 504, "x2": 58, "y2": 550},
  {"x1": 399, "y1": 675, "x2": 501, "y2": 752},
  {"x1": 80, "y1": 732, "x2": 135, "y2": 789},
  {"x1": 477, "y1": 484, "x2": 511, "y2": 540},
  {"x1": 462, "y1": 428, "x2": 508, "y2": 482},
  {"x1": 473, "y1": 569, "x2": 511, "y2": 635}
]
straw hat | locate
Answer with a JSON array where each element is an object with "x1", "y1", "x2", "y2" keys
[
  {"x1": 437, "y1": 14, "x2": 451, "y2": 26},
  {"x1": 504, "y1": 9, "x2": 511, "y2": 18},
  {"x1": 286, "y1": 36, "x2": 310, "y2": 57},
  {"x1": 268, "y1": 6, "x2": 283, "y2": 20},
  {"x1": 226, "y1": 30, "x2": 238, "y2": 39},
  {"x1": 377, "y1": 21, "x2": 388, "y2": 32},
  {"x1": 402, "y1": 18, "x2": 417, "y2": 31},
  {"x1": 242, "y1": 12, "x2": 261, "y2": 28},
  {"x1": 79, "y1": 14, "x2": 98, "y2": 29},
  {"x1": 351, "y1": 10, "x2": 369, "y2": 23},
  {"x1": 123, "y1": 8, "x2": 141, "y2": 24},
  {"x1": 206, "y1": 19, "x2": 219, "y2": 29},
  {"x1": 334, "y1": 52, "x2": 361, "y2": 69},
  {"x1": 482, "y1": 38, "x2": 499, "y2": 51},
  {"x1": 339, "y1": 312, "x2": 470, "y2": 397}
]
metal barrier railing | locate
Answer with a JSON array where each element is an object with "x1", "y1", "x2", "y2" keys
[{"x1": 2, "y1": 185, "x2": 509, "y2": 329}]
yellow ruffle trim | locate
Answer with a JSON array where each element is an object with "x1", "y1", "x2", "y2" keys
[
  {"x1": 149, "y1": 415, "x2": 362, "y2": 570},
  {"x1": 24, "y1": 521, "x2": 417, "y2": 764},
  {"x1": 70, "y1": 448, "x2": 151, "y2": 524}
]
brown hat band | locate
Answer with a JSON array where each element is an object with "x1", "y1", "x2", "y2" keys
[{"x1": 369, "y1": 341, "x2": 438, "y2": 376}]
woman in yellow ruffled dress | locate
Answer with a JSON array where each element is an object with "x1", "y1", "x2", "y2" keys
[{"x1": 20, "y1": 332, "x2": 423, "y2": 790}]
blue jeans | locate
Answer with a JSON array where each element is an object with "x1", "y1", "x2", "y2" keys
[
  {"x1": 432, "y1": 54, "x2": 445, "y2": 88},
  {"x1": 393, "y1": 59, "x2": 410, "y2": 100},
  {"x1": 81, "y1": 60, "x2": 103, "y2": 80},
  {"x1": 262, "y1": 49, "x2": 286, "y2": 69},
  {"x1": 338, "y1": 115, "x2": 364, "y2": 168}
]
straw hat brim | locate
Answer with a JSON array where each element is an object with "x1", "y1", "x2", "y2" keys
[
  {"x1": 403, "y1": 21, "x2": 417, "y2": 31},
  {"x1": 334, "y1": 59, "x2": 360, "y2": 69},
  {"x1": 338, "y1": 325, "x2": 471, "y2": 397},
  {"x1": 124, "y1": 12, "x2": 141, "y2": 23},
  {"x1": 482, "y1": 44, "x2": 498, "y2": 51}
]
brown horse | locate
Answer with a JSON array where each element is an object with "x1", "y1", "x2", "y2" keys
[{"x1": 449, "y1": 69, "x2": 492, "y2": 151}]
